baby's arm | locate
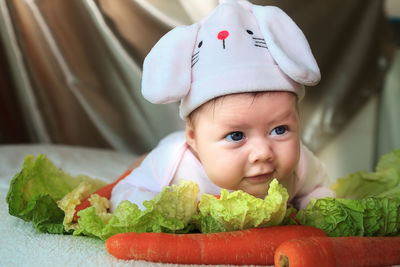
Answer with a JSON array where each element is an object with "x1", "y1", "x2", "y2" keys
[
  {"x1": 110, "y1": 153, "x2": 160, "y2": 212},
  {"x1": 110, "y1": 131, "x2": 188, "y2": 212}
]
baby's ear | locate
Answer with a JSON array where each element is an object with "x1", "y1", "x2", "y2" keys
[
  {"x1": 142, "y1": 23, "x2": 200, "y2": 104},
  {"x1": 185, "y1": 119, "x2": 197, "y2": 152},
  {"x1": 251, "y1": 5, "x2": 320, "y2": 86}
]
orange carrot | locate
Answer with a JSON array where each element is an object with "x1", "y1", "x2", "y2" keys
[
  {"x1": 274, "y1": 236, "x2": 400, "y2": 267},
  {"x1": 105, "y1": 225, "x2": 326, "y2": 265},
  {"x1": 73, "y1": 169, "x2": 132, "y2": 221}
]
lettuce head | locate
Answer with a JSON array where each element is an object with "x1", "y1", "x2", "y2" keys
[
  {"x1": 6, "y1": 154, "x2": 107, "y2": 234},
  {"x1": 194, "y1": 179, "x2": 289, "y2": 233},
  {"x1": 295, "y1": 196, "x2": 400, "y2": 237},
  {"x1": 332, "y1": 149, "x2": 400, "y2": 199},
  {"x1": 74, "y1": 180, "x2": 200, "y2": 239},
  {"x1": 7, "y1": 156, "x2": 291, "y2": 238}
]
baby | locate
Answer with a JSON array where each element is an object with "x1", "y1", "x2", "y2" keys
[{"x1": 110, "y1": 0, "x2": 335, "y2": 211}]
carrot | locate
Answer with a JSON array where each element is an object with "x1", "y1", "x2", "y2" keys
[
  {"x1": 105, "y1": 225, "x2": 326, "y2": 265},
  {"x1": 73, "y1": 169, "x2": 132, "y2": 221},
  {"x1": 274, "y1": 236, "x2": 400, "y2": 267}
]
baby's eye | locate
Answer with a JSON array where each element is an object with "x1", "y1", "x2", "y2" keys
[
  {"x1": 225, "y1": 131, "x2": 245, "y2": 142},
  {"x1": 270, "y1": 125, "x2": 288, "y2": 135}
]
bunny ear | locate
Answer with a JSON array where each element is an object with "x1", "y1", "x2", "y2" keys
[
  {"x1": 142, "y1": 23, "x2": 200, "y2": 104},
  {"x1": 251, "y1": 6, "x2": 321, "y2": 86}
]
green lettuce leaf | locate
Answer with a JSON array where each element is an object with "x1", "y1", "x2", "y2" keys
[
  {"x1": 295, "y1": 197, "x2": 366, "y2": 237},
  {"x1": 297, "y1": 150, "x2": 400, "y2": 237},
  {"x1": 74, "y1": 180, "x2": 199, "y2": 239},
  {"x1": 21, "y1": 194, "x2": 65, "y2": 234},
  {"x1": 6, "y1": 154, "x2": 107, "y2": 234},
  {"x1": 295, "y1": 196, "x2": 400, "y2": 237},
  {"x1": 362, "y1": 197, "x2": 400, "y2": 236},
  {"x1": 194, "y1": 179, "x2": 289, "y2": 233},
  {"x1": 333, "y1": 149, "x2": 400, "y2": 199}
]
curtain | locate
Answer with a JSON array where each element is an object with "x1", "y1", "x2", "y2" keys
[
  {"x1": 377, "y1": 50, "x2": 400, "y2": 157},
  {"x1": 0, "y1": 0, "x2": 396, "y2": 155}
]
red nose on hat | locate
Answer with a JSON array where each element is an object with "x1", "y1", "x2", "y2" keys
[
  {"x1": 218, "y1": 30, "x2": 229, "y2": 49},
  {"x1": 217, "y1": 30, "x2": 229, "y2": 40}
]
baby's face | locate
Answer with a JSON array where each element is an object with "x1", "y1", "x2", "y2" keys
[{"x1": 186, "y1": 92, "x2": 300, "y2": 198}]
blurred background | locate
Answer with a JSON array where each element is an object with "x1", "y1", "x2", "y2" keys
[{"x1": 0, "y1": 0, "x2": 399, "y2": 180}]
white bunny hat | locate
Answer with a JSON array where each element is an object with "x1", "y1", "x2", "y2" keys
[{"x1": 142, "y1": 0, "x2": 320, "y2": 119}]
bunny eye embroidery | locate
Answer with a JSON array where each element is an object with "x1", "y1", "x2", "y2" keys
[
  {"x1": 247, "y1": 29, "x2": 267, "y2": 49},
  {"x1": 192, "y1": 41, "x2": 202, "y2": 67}
]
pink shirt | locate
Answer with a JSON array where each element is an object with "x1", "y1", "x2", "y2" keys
[{"x1": 110, "y1": 131, "x2": 334, "y2": 211}]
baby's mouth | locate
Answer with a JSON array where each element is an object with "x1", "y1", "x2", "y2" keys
[{"x1": 245, "y1": 172, "x2": 274, "y2": 183}]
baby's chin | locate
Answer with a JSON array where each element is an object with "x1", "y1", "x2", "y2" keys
[
  {"x1": 239, "y1": 184, "x2": 270, "y2": 199},
  {"x1": 250, "y1": 192, "x2": 268, "y2": 199}
]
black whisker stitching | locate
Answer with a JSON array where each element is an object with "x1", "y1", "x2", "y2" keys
[
  {"x1": 191, "y1": 55, "x2": 199, "y2": 62},
  {"x1": 255, "y1": 41, "x2": 266, "y2": 44},
  {"x1": 191, "y1": 58, "x2": 199, "y2": 67},
  {"x1": 252, "y1": 37, "x2": 265, "y2": 41},
  {"x1": 255, "y1": 44, "x2": 268, "y2": 48},
  {"x1": 192, "y1": 51, "x2": 200, "y2": 58}
]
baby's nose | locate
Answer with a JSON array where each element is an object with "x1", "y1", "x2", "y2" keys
[{"x1": 248, "y1": 140, "x2": 273, "y2": 163}]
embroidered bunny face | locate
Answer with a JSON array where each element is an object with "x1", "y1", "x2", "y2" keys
[
  {"x1": 192, "y1": 27, "x2": 269, "y2": 68},
  {"x1": 191, "y1": 2, "x2": 277, "y2": 83},
  {"x1": 141, "y1": 0, "x2": 321, "y2": 119}
]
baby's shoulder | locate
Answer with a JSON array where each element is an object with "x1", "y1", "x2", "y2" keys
[
  {"x1": 296, "y1": 142, "x2": 325, "y2": 180},
  {"x1": 158, "y1": 131, "x2": 186, "y2": 147}
]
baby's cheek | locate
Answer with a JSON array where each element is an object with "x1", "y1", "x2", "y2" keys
[
  {"x1": 282, "y1": 153, "x2": 300, "y2": 178},
  {"x1": 206, "y1": 162, "x2": 241, "y2": 189},
  {"x1": 200, "y1": 147, "x2": 245, "y2": 187}
]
